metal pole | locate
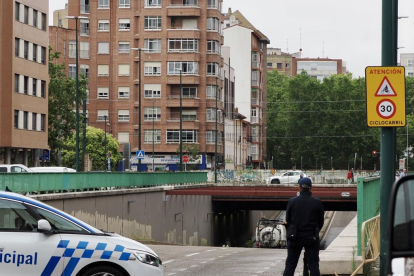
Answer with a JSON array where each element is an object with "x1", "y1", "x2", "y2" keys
[
  {"x1": 104, "y1": 115, "x2": 107, "y2": 170},
  {"x1": 82, "y1": 99, "x2": 87, "y2": 171},
  {"x1": 407, "y1": 124, "x2": 409, "y2": 172},
  {"x1": 215, "y1": 77, "x2": 218, "y2": 183},
  {"x1": 138, "y1": 49, "x2": 142, "y2": 172},
  {"x1": 180, "y1": 69, "x2": 183, "y2": 171},
  {"x1": 152, "y1": 101, "x2": 155, "y2": 171},
  {"x1": 381, "y1": 0, "x2": 398, "y2": 274},
  {"x1": 75, "y1": 17, "x2": 80, "y2": 172}
]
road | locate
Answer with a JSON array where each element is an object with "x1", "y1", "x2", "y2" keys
[{"x1": 148, "y1": 245, "x2": 306, "y2": 276}]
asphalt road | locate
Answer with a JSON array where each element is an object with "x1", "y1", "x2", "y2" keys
[{"x1": 148, "y1": 245, "x2": 306, "y2": 276}]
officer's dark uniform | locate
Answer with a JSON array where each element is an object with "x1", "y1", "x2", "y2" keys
[{"x1": 283, "y1": 178, "x2": 324, "y2": 276}]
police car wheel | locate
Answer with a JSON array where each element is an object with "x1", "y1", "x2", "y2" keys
[{"x1": 80, "y1": 265, "x2": 124, "y2": 276}]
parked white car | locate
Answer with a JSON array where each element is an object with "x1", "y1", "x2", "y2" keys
[
  {"x1": 0, "y1": 164, "x2": 33, "y2": 173},
  {"x1": 266, "y1": 170, "x2": 305, "y2": 184},
  {"x1": 30, "y1": 167, "x2": 76, "y2": 173}
]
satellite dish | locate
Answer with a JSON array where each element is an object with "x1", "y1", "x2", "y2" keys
[{"x1": 230, "y1": 15, "x2": 236, "y2": 23}]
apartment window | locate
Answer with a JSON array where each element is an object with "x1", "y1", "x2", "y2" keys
[
  {"x1": 277, "y1": 63, "x2": 282, "y2": 69},
  {"x1": 86, "y1": 89, "x2": 89, "y2": 104},
  {"x1": 206, "y1": 131, "x2": 221, "y2": 144},
  {"x1": 98, "y1": 65, "x2": 109, "y2": 76},
  {"x1": 118, "y1": 42, "x2": 130, "y2": 53},
  {"x1": 119, "y1": 0, "x2": 130, "y2": 8},
  {"x1": 144, "y1": 62, "x2": 161, "y2": 76},
  {"x1": 97, "y1": 87, "x2": 109, "y2": 99},
  {"x1": 41, "y1": 13, "x2": 46, "y2": 31},
  {"x1": 267, "y1": 62, "x2": 272, "y2": 68},
  {"x1": 33, "y1": 44, "x2": 38, "y2": 62},
  {"x1": 24, "y1": 76, "x2": 28, "y2": 94},
  {"x1": 118, "y1": 87, "x2": 130, "y2": 98},
  {"x1": 207, "y1": 40, "x2": 219, "y2": 54},
  {"x1": 80, "y1": 42, "x2": 89, "y2": 59},
  {"x1": 168, "y1": 61, "x2": 199, "y2": 75},
  {"x1": 206, "y1": 108, "x2": 217, "y2": 121},
  {"x1": 252, "y1": 52, "x2": 259, "y2": 68},
  {"x1": 144, "y1": 84, "x2": 161, "y2": 98},
  {"x1": 24, "y1": 5, "x2": 29, "y2": 24},
  {"x1": 166, "y1": 130, "x2": 179, "y2": 143},
  {"x1": 182, "y1": 110, "x2": 197, "y2": 121},
  {"x1": 63, "y1": 41, "x2": 66, "y2": 57},
  {"x1": 32, "y1": 112, "x2": 37, "y2": 130},
  {"x1": 14, "y1": 74, "x2": 19, "y2": 92},
  {"x1": 98, "y1": 42, "x2": 110, "y2": 54},
  {"x1": 144, "y1": 39, "x2": 161, "y2": 53},
  {"x1": 118, "y1": 132, "x2": 130, "y2": 143},
  {"x1": 118, "y1": 110, "x2": 130, "y2": 122},
  {"x1": 23, "y1": 111, "x2": 28, "y2": 130},
  {"x1": 98, "y1": 0, "x2": 109, "y2": 8},
  {"x1": 118, "y1": 64, "x2": 130, "y2": 76},
  {"x1": 41, "y1": 114, "x2": 45, "y2": 131},
  {"x1": 168, "y1": 39, "x2": 198, "y2": 53},
  {"x1": 24, "y1": 41, "x2": 28, "y2": 59},
  {"x1": 183, "y1": 0, "x2": 198, "y2": 5},
  {"x1": 69, "y1": 64, "x2": 76, "y2": 79},
  {"x1": 98, "y1": 20, "x2": 110, "y2": 31},
  {"x1": 182, "y1": 130, "x2": 198, "y2": 143},
  {"x1": 252, "y1": 71, "x2": 258, "y2": 86},
  {"x1": 145, "y1": 0, "x2": 162, "y2": 7},
  {"x1": 80, "y1": 64, "x2": 89, "y2": 79},
  {"x1": 41, "y1": 81, "x2": 46, "y2": 98},
  {"x1": 144, "y1": 107, "x2": 161, "y2": 121},
  {"x1": 81, "y1": 0, "x2": 90, "y2": 13},
  {"x1": 409, "y1": 72, "x2": 414, "y2": 77},
  {"x1": 182, "y1": 87, "x2": 197, "y2": 98},
  {"x1": 144, "y1": 130, "x2": 161, "y2": 144},
  {"x1": 33, "y1": 10, "x2": 38, "y2": 27},
  {"x1": 32, "y1": 78, "x2": 37, "y2": 95},
  {"x1": 207, "y1": 17, "x2": 219, "y2": 31},
  {"x1": 207, "y1": 63, "x2": 219, "y2": 76},
  {"x1": 286, "y1": 63, "x2": 290, "y2": 68},
  {"x1": 252, "y1": 89, "x2": 258, "y2": 105},
  {"x1": 118, "y1": 19, "x2": 130, "y2": 30},
  {"x1": 97, "y1": 110, "x2": 109, "y2": 121},
  {"x1": 14, "y1": 110, "x2": 19, "y2": 128},
  {"x1": 145, "y1": 16, "x2": 162, "y2": 30},
  {"x1": 80, "y1": 19, "x2": 90, "y2": 36},
  {"x1": 207, "y1": 0, "x2": 218, "y2": 9},
  {"x1": 41, "y1": 47, "x2": 46, "y2": 64},
  {"x1": 69, "y1": 41, "x2": 76, "y2": 58},
  {"x1": 206, "y1": 85, "x2": 217, "y2": 98},
  {"x1": 15, "y1": 38, "x2": 20, "y2": 57},
  {"x1": 15, "y1": 2, "x2": 20, "y2": 21}
]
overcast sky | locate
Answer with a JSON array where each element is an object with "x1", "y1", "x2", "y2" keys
[{"x1": 49, "y1": 0, "x2": 414, "y2": 77}]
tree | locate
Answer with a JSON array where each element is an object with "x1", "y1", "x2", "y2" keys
[
  {"x1": 62, "y1": 126, "x2": 122, "y2": 171},
  {"x1": 176, "y1": 144, "x2": 200, "y2": 170},
  {"x1": 48, "y1": 47, "x2": 88, "y2": 164}
]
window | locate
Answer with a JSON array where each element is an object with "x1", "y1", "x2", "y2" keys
[
  {"x1": 80, "y1": 42, "x2": 89, "y2": 59},
  {"x1": 24, "y1": 41, "x2": 28, "y2": 59},
  {"x1": 15, "y1": 38, "x2": 20, "y2": 57},
  {"x1": 118, "y1": 110, "x2": 130, "y2": 122},
  {"x1": 168, "y1": 61, "x2": 199, "y2": 75},
  {"x1": 119, "y1": 19, "x2": 130, "y2": 30},
  {"x1": 144, "y1": 107, "x2": 161, "y2": 121},
  {"x1": 206, "y1": 85, "x2": 217, "y2": 98},
  {"x1": 24, "y1": 76, "x2": 28, "y2": 94},
  {"x1": 24, "y1": 5, "x2": 28, "y2": 24},
  {"x1": 182, "y1": 130, "x2": 198, "y2": 143},
  {"x1": 252, "y1": 89, "x2": 258, "y2": 105},
  {"x1": 41, "y1": 47, "x2": 46, "y2": 64},
  {"x1": 98, "y1": 0, "x2": 109, "y2": 8},
  {"x1": 409, "y1": 72, "x2": 414, "y2": 77},
  {"x1": 207, "y1": 0, "x2": 218, "y2": 9},
  {"x1": 97, "y1": 110, "x2": 109, "y2": 121},
  {"x1": 144, "y1": 39, "x2": 162, "y2": 53},
  {"x1": 182, "y1": 110, "x2": 197, "y2": 121},
  {"x1": 252, "y1": 71, "x2": 258, "y2": 86},
  {"x1": 33, "y1": 44, "x2": 37, "y2": 62},
  {"x1": 98, "y1": 65, "x2": 109, "y2": 76},
  {"x1": 145, "y1": 0, "x2": 162, "y2": 7},
  {"x1": 69, "y1": 41, "x2": 76, "y2": 58},
  {"x1": 80, "y1": 19, "x2": 89, "y2": 36},
  {"x1": 97, "y1": 87, "x2": 109, "y2": 99},
  {"x1": 182, "y1": 19, "x2": 197, "y2": 29},
  {"x1": 69, "y1": 64, "x2": 76, "y2": 79},
  {"x1": 144, "y1": 62, "x2": 161, "y2": 76},
  {"x1": 145, "y1": 16, "x2": 162, "y2": 30},
  {"x1": 14, "y1": 74, "x2": 19, "y2": 92},
  {"x1": 41, "y1": 13, "x2": 46, "y2": 31},
  {"x1": 207, "y1": 17, "x2": 219, "y2": 31},
  {"x1": 41, "y1": 114, "x2": 45, "y2": 131},
  {"x1": 207, "y1": 40, "x2": 220, "y2": 54},
  {"x1": 33, "y1": 10, "x2": 38, "y2": 27},
  {"x1": 286, "y1": 63, "x2": 290, "y2": 68},
  {"x1": 267, "y1": 62, "x2": 272, "y2": 68},
  {"x1": 32, "y1": 112, "x2": 37, "y2": 130},
  {"x1": 118, "y1": 42, "x2": 130, "y2": 53},
  {"x1": 118, "y1": 64, "x2": 130, "y2": 76},
  {"x1": 182, "y1": 87, "x2": 197, "y2": 98},
  {"x1": 182, "y1": 0, "x2": 198, "y2": 5},
  {"x1": 144, "y1": 84, "x2": 161, "y2": 98},
  {"x1": 168, "y1": 39, "x2": 198, "y2": 53},
  {"x1": 32, "y1": 78, "x2": 37, "y2": 96},
  {"x1": 86, "y1": 89, "x2": 89, "y2": 104},
  {"x1": 252, "y1": 52, "x2": 259, "y2": 68},
  {"x1": 118, "y1": 132, "x2": 130, "y2": 143},
  {"x1": 118, "y1": 87, "x2": 130, "y2": 98},
  {"x1": 166, "y1": 130, "x2": 179, "y2": 143},
  {"x1": 80, "y1": 64, "x2": 89, "y2": 79},
  {"x1": 277, "y1": 63, "x2": 282, "y2": 69},
  {"x1": 14, "y1": 110, "x2": 19, "y2": 128},
  {"x1": 81, "y1": 0, "x2": 90, "y2": 13},
  {"x1": 15, "y1": 2, "x2": 20, "y2": 21},
  {"x1": 252, "y1": 126, "x2": 259, "y2": 142},
  {"x1": 23, "y1": 111, "x2": 28, "y2": 129},
  {"x1": 206, "y1": 131, "x2": 221, "y2": 144},
  {"x1": 206, "y1": 108, "x2": 217, "y2": 121},
  {"x1": 41, "y1": 81, "x2": 46, "y2": 98},
  {"x1": 207, "y1": 63, "x2": 219, "y2": 76},
  {"x1": 98, "y1": 20, "x2": 110, "y2": 31},
  {"x1": 98, "y1": 42, "x2": 110, "y2": 54},
  {"x1": 119, "y1": 0, "x2": 130, "y2": 8},
  {"x1": 144, "y1": 130, "x2": 161, "y2": 144}
]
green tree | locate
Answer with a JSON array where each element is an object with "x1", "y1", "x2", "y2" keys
[
  {"x1": 176, "y1": 144, "x2": 200, "y2": 170},
  {"x1": 62, "y1": 126, "x2": 122, "y2": 171},
  {"x1": 48, "y1": 47, "x2": 88, "y2": 164}
]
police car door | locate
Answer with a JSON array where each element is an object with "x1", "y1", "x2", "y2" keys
[{"x1": 0, "y1": 198, "x2": 63, "y2": 276}]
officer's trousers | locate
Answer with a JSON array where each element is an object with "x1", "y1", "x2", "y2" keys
[{"x1": 283, "y1": 235, "x2": 320, "y2": 276}]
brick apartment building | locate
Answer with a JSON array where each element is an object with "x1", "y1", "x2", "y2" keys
[
  {"x1": 50, "y1": 0, "x2": 225, "y2": 171},
  {"x1": 0, "y1": 0, "x2": 49, "y2": 166}
]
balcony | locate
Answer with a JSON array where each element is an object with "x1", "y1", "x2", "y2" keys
[
  {"x1": 166, "y1": 96, "x2": 200, "y2": 108},
  {"x1": 167, "y1": 5, "x2": 201, "y2": 17},
  {"x1": 167, "y1": 28, "x2": 201, "y2": 39},
  {"x1": 166, "y1": 118, "x2": 200, "y2": 129},
  {"x1": 252, "y1": 61, "x2": 260, "y2": 69},
  {"x1": 167, "y1": 75, "x2": 200, "y2": 85}
]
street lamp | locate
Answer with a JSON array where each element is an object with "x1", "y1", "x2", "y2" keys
[
  {"x1": 104, "y1": 115, "x2": 107, "y2": 170},
  {"x1": 66, "y1": 16, "x2": 88, "y2": 172},
  {"x1": 82, "y1": 99, "x2": 87, "y2": 171},
  {"x1": 215, "y1": 77, "x2": 218, "y2": 183},
  {"x1": 179, "y1": 69, "x2": 183, "y2": 171},
  {"x1": 152, "y1": 101, "x2": 158, "y2": 171}
]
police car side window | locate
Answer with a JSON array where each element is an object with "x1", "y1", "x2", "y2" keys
[
  {"x1": 0, "y1": 199, "x2": 37, "y2": 232},
  {"x1": 31, "y1": 206, "x2": 86, "y2": 233}
]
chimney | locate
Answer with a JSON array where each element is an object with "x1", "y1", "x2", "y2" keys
[
  {"x1": 65, "y1": 3, "x2": 68, "y2": 9},
  {"x1": 228, "y1": 7, "x2": 232, "y2": 16}
]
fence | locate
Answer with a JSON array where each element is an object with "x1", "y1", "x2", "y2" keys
[{"x1": 0, "y1": 172, "x2": 208, "y2": 194}]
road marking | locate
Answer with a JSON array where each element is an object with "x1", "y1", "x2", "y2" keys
[
  {"x1": 200, "y1": 261, "x2": 208, "y2": 264},
  {"x1": 206, "y1": 249, "x2": 217, "y2": 252},
  {"x1": 263, "y1": 267, "x2": 270, "y2": 270},
  {"x1": 190, "y1": 265, "x2": 198, "y2": 268},
  {"x1": 166, "y1": 273, "x2": 176, "y2": 275},
  {"x1": 186, "y1": 253, "x2": 200, "y2": 257},
  {"x1": 218, "y1": 255, "x2": 224, "y2": 258},
  {"x1": 163, "y1": 260, "x2": 175, "y2": 264},
  {"x1": 178, "y1": 268, "x2": 188, "y2": 271}
]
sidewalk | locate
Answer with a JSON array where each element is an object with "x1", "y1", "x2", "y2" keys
[{"x1": 320, "y1": 216, "x2": 363, "y2": 275}]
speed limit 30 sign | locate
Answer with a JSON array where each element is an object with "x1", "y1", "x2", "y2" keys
[{"x1": 365, "y1": 66, "x2": 406, "y2": 127}]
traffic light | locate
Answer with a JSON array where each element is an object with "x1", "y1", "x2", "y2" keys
[{"x1": 372, "y1": 150, "x2": 377, "y2": 157}]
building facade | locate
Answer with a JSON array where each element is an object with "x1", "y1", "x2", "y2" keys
[
  {"x1": 400, "y1": 53, "x2": 414, "y2": 76},
  {"x1": 266, "y1": 47, "x2": 293, "y2": 77},
  {"x1": 53, "y1": 3, "x2": 69, "y2": 28},
  {"x1": 50, "y1": 0, "x2": 225, "y2": 171},
  {"x1": 223, "y1": 9, "x2": 269, "y2": 169},
  {"x1": 0, "y1": 0, "x2": 49, "y2": 165},
  {"x1": 292, "y1": 57, "x2": 347, "y2": 81}
]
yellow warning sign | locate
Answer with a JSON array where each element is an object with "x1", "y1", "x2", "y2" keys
[{"x1": 365, "y1": 66, "x2": 406, "y2": 127}]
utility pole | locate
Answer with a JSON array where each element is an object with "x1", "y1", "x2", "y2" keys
[{"x1": 215, "y1": 77, "x2": 218, "y2": 183}]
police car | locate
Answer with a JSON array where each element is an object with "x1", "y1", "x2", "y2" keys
[{"x1": 0, "y1": 190, "x2": 163, "y2": 276}]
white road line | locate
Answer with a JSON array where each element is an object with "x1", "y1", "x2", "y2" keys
[
  {"x1": 206, "y1": 249, "x2": 217, "y2": 252},
  {"x1": 163, "y1": 260, "x2": 175, "y2": 264},
  {"x1": 178, "y1": 268, "x2": 188, "y2": 271},
  {"x1": 190, "y1": 265, "x2": 198, "y2": 268},
  {"x1": 186, "y1": 252, "x2": 200, "y2": 257},
  {"x1": 166, "y1": 273, "x2": 176, "y2": 275},
  {"x1": 263, "y1": 267, "x2": 270, "y2": 270}
]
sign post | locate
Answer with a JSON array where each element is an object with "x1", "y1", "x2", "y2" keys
[{"x1": 183, "y1": 155, "x2": 189, "y2": 171}]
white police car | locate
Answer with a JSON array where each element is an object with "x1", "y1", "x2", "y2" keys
[{"x1": 0, "y1": 190, "x2": 163, "y2": 276}]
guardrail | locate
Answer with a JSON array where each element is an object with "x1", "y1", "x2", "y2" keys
[{"x1": 0, "y1": 172, "x2": 208, "y2": 194}]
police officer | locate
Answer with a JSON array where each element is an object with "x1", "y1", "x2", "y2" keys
[{"x1": 283, "y1": 177, "x2": 324, "y2": 276}]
